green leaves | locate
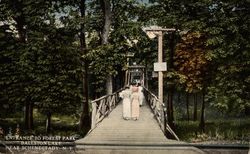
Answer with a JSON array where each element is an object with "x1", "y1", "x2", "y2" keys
[
  {"x1": 203, "y1": 0, "x2": 250, "y2": 114},
  {"x1": 174, "y1": 31, "x2": 209, "y2": 93},
  {"x1": 147, "y1": 0, "x2": 250, "y2": 115},
  {"x1": 1, "y1": 0, "x2": 249, "y2": 120},
  {"x1": 0, "y1": 0, "x2": 83, "y2": 116}
]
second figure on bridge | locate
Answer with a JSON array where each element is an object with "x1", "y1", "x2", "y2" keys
[
  {"x1": 119, "y1": 86, "x2": 131, "y2": 120},
  {"x1": 131, "y1": 83, "x2": 140, "y2": 120}
]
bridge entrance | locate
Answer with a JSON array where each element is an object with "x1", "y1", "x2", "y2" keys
[{"x1": 125, "y1": 65, "x2": 146, "y2": 87}]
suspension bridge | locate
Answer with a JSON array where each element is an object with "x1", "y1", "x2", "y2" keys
[{"x1": 75, "y1": 65, "x2": 205, "y2": 154}]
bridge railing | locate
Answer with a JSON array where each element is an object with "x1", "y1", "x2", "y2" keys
[
  {"x1": 91, "y1": 89, "x2": 123, "y2": 129},
  {"x1": 143, "y1": 87, "x2": 179, "y2": 141}
]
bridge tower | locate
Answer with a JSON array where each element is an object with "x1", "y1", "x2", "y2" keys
[{"x1": 125, "y1": 65, "x2": 147, "y2": 87}]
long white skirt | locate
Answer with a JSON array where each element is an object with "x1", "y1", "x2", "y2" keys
[
  {"x1": 131, "y1": 93, "x2": 140, "y2": 118},
  {"x1": 139, "y1": 92, "x2": 144, "y2": 106},
  {"x1": 123, "y1": 98, "x2": 131, "y2": 118}
]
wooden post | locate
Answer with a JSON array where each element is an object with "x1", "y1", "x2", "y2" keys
[
  {"x1": 124, "y1": 57, "x2": 128, "y2": 86},
  {"x1": 163, "y1": 104, "x2": 167, "y2": 135},
  {"x1": 144, "y1": 27, "x2": 175, "y2": 104},
  {"x1": 91, "y1": 102, "x2": 97, "y2": 129},
  {"x1": 158, "y1": 31, "x2": 163, "y2": 104}
]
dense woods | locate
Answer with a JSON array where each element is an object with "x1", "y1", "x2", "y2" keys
[{"x1": 0, "y1": 0, "x2": 249, "y2": 141}]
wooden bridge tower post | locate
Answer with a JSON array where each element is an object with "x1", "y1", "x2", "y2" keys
[{"x1": 158, "y1": 31, "x2": 164, "y2": 105}]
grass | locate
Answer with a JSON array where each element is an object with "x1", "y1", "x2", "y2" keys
[
  {"x1": 175, "y1": 118, "x2": 250, "y2": 144},
  {"x1": 1, "y1": 109, "x2": 249, "y2": 144},
  {"x1": 0, "y1": 110, "x2": 81, "y2": 137}
]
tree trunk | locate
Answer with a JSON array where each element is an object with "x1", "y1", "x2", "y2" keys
[
  {"x1": 24, "y1": 102, "x2": 29, "y2": 130},
  {"x1": 24, "y1": 99, "x2": 34, "y2": 131},
  {"x1": 101, "y1": 0, "x2": 112, "y2": 95},
  {"x1": 145, "y1": 63, "x2": 148, "y2": 88},
  {"x1": 245, "y1": 106, "x2": 250, "y2": 116},
  {"x1": 168, "y1": 32, "x2": 175, "y2": 68},
  {"x1": 166, "y1": 86, "x2": 175, "y2": 139},
  {"x1": 193, "y1": 93, "x2": 197, "y2": 121},
  {"x1": 28, "y1": 102, "x2": 34, "y2": 130},
  {"x1": 46, "y1": 112, "x2": 51, "y2": 134},
  {"x1": 186, "y1": 92, "x2": 190, "y2": 121},
  {"x1": 199, "y1": 92, "x2": 205, "y2": 132},
  {"x1": 13, "y1": 1, "x2": 26, "y2": 43},
  {"x1": 101, "y1": 0, "x2": 111, "y2": 45},
  {"x1": 167, "y1": 86, "x2": 174, "y2": 129},
  {"x1": 106, "y1": 76, "x2": 113, "y2": 94},
  {"x1": 165, "y1": 32, "x2": 176, "y2": 139},
  {"x1": 177, "y1": 92, "x2": 181, "y2": 104},
  {"x1": 16, "y1": 19, "x2": 26, "y2": 43},
  {"x1": 14, "y1": 5, "x2": 31, "y2": 131},
  {"x1": 166, "y1": 32, "x2": 175, "y2": 130},
  {"x1": 79, "y1": 0, "x2": 91, "y2": 132}
]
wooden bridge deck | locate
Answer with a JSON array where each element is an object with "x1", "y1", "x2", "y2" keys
[
  {"x1": 75, "y1": 102, "x2": 204, "y2": 154},
  {"x1": 76, "y1": 102, "x2": 182, "y2": 145}
]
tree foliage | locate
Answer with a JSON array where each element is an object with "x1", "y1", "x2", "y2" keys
[
  {"x1": 174, "y1": 31, "x2": 210, "y2": 93},
  {"x1": 1, "y1": 0, "x2": 249, "y2": 134},
  {"x1": 0, "y1": 0, "x2": 83, "y2": 123},
  {"x1": 204, "y1": 0, "x2": 250, "y2": 114},
  {"x1": 84, "y1": 0, "x2": 149, "y2": 95},
  {"x1": 148, "y1": 0, "x2": 250, "y2": 115}
]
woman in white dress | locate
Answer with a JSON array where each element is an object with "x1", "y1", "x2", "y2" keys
[
  {"x1": 119, "y1": 86, "x2": 131, "y2": 120},
  {"x1": 131, "y1": 84, "x2": 140, "y2": 120},
  {"x1": 138, "y1": 83, "x2": 144, "y2": 106}
]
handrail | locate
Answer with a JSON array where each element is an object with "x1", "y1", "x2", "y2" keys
[
  {"x1": 91, "y1": 89, "x2": 124, "y2": 130},
  {"x1": 143, "y1": 87, "x2": 179, "y2": 141},
  {"x1": 89, "y1": 87, "x2": 179, "y2": 141}
]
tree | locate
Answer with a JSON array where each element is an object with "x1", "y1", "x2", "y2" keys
[
  {"x1": 0, "y1": 0, "x2": 83, "y2": 133},
  {"x1": 174, "y1": 32, "x2": 209, "y2": 93},
  {"x1": 100, "y1": 0, "x2": 112, "y2": 95},
  {"x1": 79, "y1": 0, "x2": 91, "y2": 132},
  {"x1": 35, "y1": 25, "x2": 82, "y2": 133},
  {"x1": 174, "y1": 31, "x2": 210, "y2": 130},
  {"x1": 145, "y1": 0, "x2": 212, "y2": 134},
  {"x1": 205, "y1": 0, "x2": 250, "y2": 115},
  {"x1": 166, "y1": 32, "x2": 176, "y2": 130},
  {"x1": 0, "y1": 0, "x2": 52, "y2": 130},
  {"x1": 0, "y1": 25, "x2": 20, "y2": 118},
  {"x1": 85, "y1": 0, "x2": 147, "y2": 97}
]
